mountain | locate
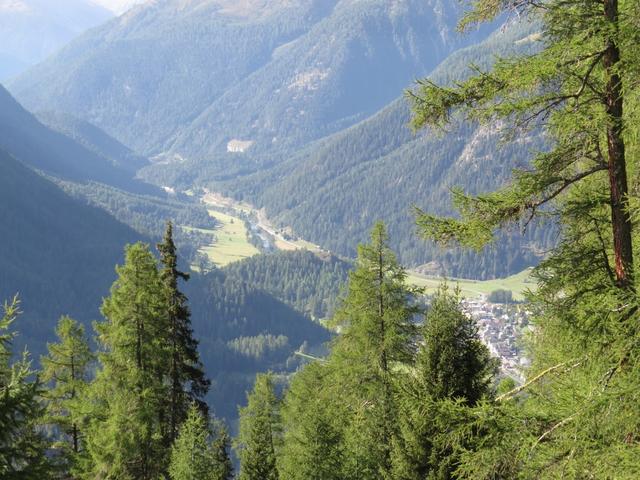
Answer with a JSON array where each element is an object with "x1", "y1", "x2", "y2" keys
[
  {"x1": 37, "y1": 110, "x2": 149, "y2": 173},
  {"x1": 9, "y1": 1, "x2": 549, "y2": 279},
  {"x1": 0, "y1": 150, "x2": 332, "y2": 419},
  {"x1": 0, "y1": 0, "x2": 113, "y2": 80},
  {"x1": 10, "y1": 0, "x2": 494, "y2": 164},
  {"x1": 0, "y1": 149, "x2": 142, "y2": 354},
  {"x1": 0, "y1": 85, "x2": 156, "y2": 193},
  {"x1": 213, "y1": 20, "x2": 554, "y2": 279}
]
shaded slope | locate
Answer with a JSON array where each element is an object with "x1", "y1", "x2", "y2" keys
[
  {"x1": 0, "y1": 149, "x2": 142, "y2": 353},
  {"x1": 0, "y1": 85, "x2": 155, "y2": 193}
]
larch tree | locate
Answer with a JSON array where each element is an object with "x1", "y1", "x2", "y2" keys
[
  {"x1": 408, "y1": 0, "x2": 640, "y2": 476},
  {"x1": 40, "y1": 316, "x2": 93, "y2": 464},
  {"x1": 411, "y1": 0, "x2": 638, "y2": 295},
  {"x1": 328, "y1": 221, "x2": 422, "y2": 479},
  {"x1": 0, "y1": 297, "x2": 52, "y2": 479}
]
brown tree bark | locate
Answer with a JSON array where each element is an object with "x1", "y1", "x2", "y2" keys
[{"x1": 603, "y1": 0, "x2": 634, "y2": 290}]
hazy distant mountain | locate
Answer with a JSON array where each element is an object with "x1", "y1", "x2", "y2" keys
[
  {"x1": 37, "y1": 110, "x2": 149, "y2": 173},
  {"x1": 10, "y1": 0, "x2": 493, "y2": 162},
  {"x1": 0, "y1": 0, "x2": 113, "y2": 80},
  {"x1": 0, "y1": 85, "x2": 155, "y2": 193}
]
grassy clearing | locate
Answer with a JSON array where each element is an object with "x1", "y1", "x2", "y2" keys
[
  {"x1": 407, "y1": 267, "x2": 536, "y2": 301},
  {"x1": 188, "y1": 209, "x2": 260, "y2": 267}
]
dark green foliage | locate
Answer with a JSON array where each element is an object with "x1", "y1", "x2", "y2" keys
[
  {"x1": 487, "y1": 289, "x2": 514, "y2": 304},
  {"x1": 419, "y1": 286, "x2": 497, "y2": 403},
  {"x1": 236, "y1": 373, "x2": 280, "y2": 480},
  {"x1": 222, "y1": 250, "x2": 350, "y2": 320},
  {"x1": 279, "y1": 362, "x2": 344, "y2": 480},
  {"x1": 157, "y1": 222, "x2": 210, "y2": 442},
  {"x1": 0, "y1": 298, "x2": 52, "y2": 479},
  {"x1": 391, "y1": 287, "x2": 498, "y2": 479}
]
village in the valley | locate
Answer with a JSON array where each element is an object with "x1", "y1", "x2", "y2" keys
[{"x1": 461, "y1": 296, "x2": 533, "y2": 382}]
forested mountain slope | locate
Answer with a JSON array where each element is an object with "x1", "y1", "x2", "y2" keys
[
  {"x1": 0, "y1": 149, "x2": 142, "y2": 354},
  {"x1": 0, "y1": 148, "x2": 336, "y2": 418},
  {"x1": 0, "y1": 0, "x2": 112, "y2": 80},
  {"x1": 0, "y1": 85, "x2": 156, "y2": 194},
  {"x1": 37, "y1": 110, "x2": 150, "y2": 173},
  {"x1": 9, "y1": 0, "x2": 493, "y2": 164},
  {"x1": 217, "y1": 20, "x2": 555, "y2": 278}
]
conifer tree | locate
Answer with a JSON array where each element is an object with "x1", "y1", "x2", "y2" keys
[
  {"x1": 169, "y1": 405, "x2": 233, "y2": 480},
  {"x1": 210, "y1": 418, "x2": 233, "y2": 480},
  {"x1": 157, "y1": 221, "x2": 210, "y2": 444},
  {"x1": 81, "y1": 243, "x2": 169, "y2": 479},
  {"x1": 236, "y1": 373, "x2": 280, "y2": 480},
  {"x1": 279, "y1": 362, "x2": 343, "y2": 480},
  {"x1": 0, "y1": 297, "x2": 51, "y2": 479},
  {"x1": 40, "y1": 316, "x2": 93, "y2": 469},
  {"x1": 329, "y1": 221, "x2": 422, "y2": 478},
  {"x1": 410, "y1": 0, "x2": 638, "y2": 296},
  {"x1": 408, "y1": 0, "x2": 640, "y2": 476},
  {"x1": 391, "y1": 286, "x2": 497, "y2": 479}
]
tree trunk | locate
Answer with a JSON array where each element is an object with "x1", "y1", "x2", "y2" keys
[{"x1": 603, "y1": 0, "x2": 634, "y2": 291}]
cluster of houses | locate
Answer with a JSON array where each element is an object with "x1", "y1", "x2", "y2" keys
[{"x1": 461, "y1": 296, "x2": 533, "y2": 382}]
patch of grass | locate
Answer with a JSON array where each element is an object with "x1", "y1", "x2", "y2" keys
[
  {"x1": 188, "y1": 209, "x2": 260, "y2": 267},
  {"x1": 407, "y1": 267, "x2": 536, "y2": 301}
]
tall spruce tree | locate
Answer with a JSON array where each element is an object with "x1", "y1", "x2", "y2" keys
[
  {"x1": 0, "y1": 297, "x2": 51, "y2": 479},
  {"x1": 40, "y1": 316, "x2": 93, "y2": 464},
  {"x1": 169, "y1": 404, "x2": 233, "y2": 480},
  {"x1": 391, "y1": 286, "x2": 498, "y2": 479},
  {"x1": 408, "y1": 0, "x2": 640, "y2": 477},
  {"x1": 236, "y1": 373, "x2": 280, "y2": 480},
  {"x1": 81, "y1": 243, "x2": 169, "y2": 479},
  {"x1": 157, "y1": 221, "x2": 210, "y2": 444}
]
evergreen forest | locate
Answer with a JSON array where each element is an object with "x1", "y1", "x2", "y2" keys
[{"x1": 2, "y1": 0, "x2": 640, "y2": 479}]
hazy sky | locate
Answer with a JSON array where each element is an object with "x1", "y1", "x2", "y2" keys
[{"x1": 91, "y1": 0, "x2": 146, "y2": 15}]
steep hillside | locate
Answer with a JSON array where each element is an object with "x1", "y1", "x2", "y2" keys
[
  {"x1": 217, "y1": 20, "x2": 554, "y2": 279},
  {"x1": 0, "y1": 86, "x2": 156, "y2": 193},
  {"x1": 0, "y1": 148, "x2": 334, "y2": 419},
  {"x1": 0, "y1": 149, "x2": 142, "y2": 354},
  {"x1": 0, "y1": 0, "x2": 112, "y2": 79},
  {"x1": 37, "y1": 111, "x2": 149, "y2": 173},
  {"x1": 10, "y1": 0, "x2": 493, "y2": 164}
]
